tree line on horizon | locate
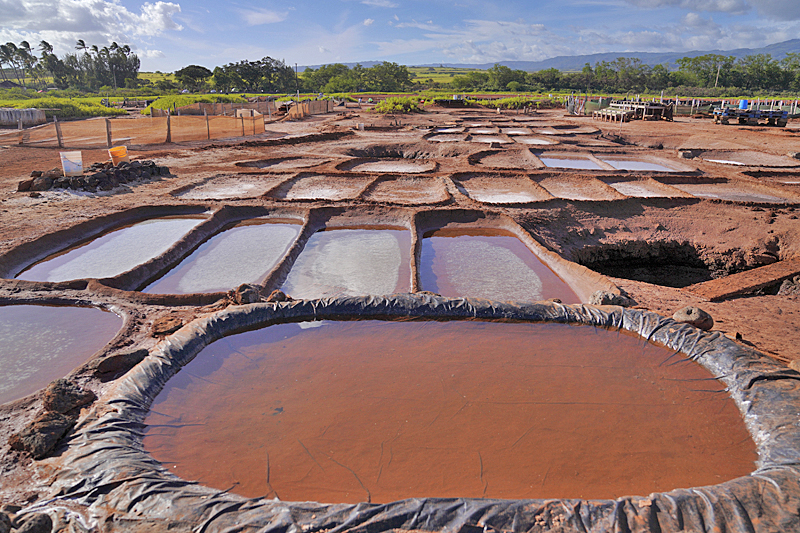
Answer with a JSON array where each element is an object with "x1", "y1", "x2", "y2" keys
[
  {"x1": 1, "y1": 39, "x2": 140, "y2": 91},
  {"x1": 2, "y1": 38, "x2": 800, "y2": 97}
]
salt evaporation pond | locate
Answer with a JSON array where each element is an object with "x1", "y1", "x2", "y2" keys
[
  {"x1": 420, "y1": 228, "x2": 579, "y2": 303},
  {"x1": 539, "y1": 157, "x2": 603, "y2": 170},
  {"x1": 345, "y1": 160, "x2": 435, "y2": 173},
  {"x1": 144, "y1": 219, "x2": 300, "y2": 294},
  {"x1": 668, "y1": 183, "x2": 791, "y2": 203},
  {"x1": 513, "y1": 137, "x2": 554, "y2": 145},
  {"x1": 0, "y1": 305, "x2": 121, "y2": 404},
  {"x1": 143, "y1": 319, "x2": 757, "y2": 503},
  {"x1": 17, "y1": 216, "x2": 205, "y2": 282},
  {"x1": 599, "y1": 159, "x2": 674, "y2": 172},
  {"x1": 281, "y1": 228, "x2": 411, "y2": 299}
]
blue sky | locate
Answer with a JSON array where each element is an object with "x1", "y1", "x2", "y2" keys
[{"x1": 2, "y1": 0, "x2": 800, "y2": 72}]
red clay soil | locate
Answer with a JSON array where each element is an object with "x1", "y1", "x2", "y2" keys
[{"x1": 0, "y1": 108, "x2": 799, "y2": 366}]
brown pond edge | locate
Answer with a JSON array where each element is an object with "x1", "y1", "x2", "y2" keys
[{"x1": 23, "y1": 295, "x2": 800, "y2": 533}]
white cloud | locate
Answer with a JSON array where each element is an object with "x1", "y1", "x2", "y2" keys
[
  {"x1": 0, "y1": 0, "x2": 182, "y2": 55},
  {"x1": 363, "y1": 18, "x2": 375, "y2": 26},
  {"x1": 752, "y1": 0, "x2": 800, "y2": 20},
  {"x1": 140, "y1": 48, "x2": 166, "y2": 58},
  {"x1": 624, "y1": 0, "x2": 749, "y2": 14},
  {"x1": 361, "y1": 0, "x2": 398, "y2": 7},
  {"x1": 237, "y1": 7, "x2": 289, "y2": 26}
]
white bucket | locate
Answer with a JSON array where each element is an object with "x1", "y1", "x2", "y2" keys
[{"x1": 59, "y1": 151, "x2": 83, "y2": 177}]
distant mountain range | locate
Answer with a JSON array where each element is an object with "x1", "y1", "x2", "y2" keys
[{"x1": 300, "y1": 39, "x2": 800, "y2": 73}]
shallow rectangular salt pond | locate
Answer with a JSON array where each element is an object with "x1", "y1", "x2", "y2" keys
[
  {"x1": 420, "y1": 228, "x2": 579, "y2": 303},
  {"x1": 281, "y1": 227, "x2": 411, "y2": 299},
  {"x1": 143, "y1": 320, "x2": 757, "y2": 503},
  {"x1": 0, "y1": 305, "x2": 121, "y2": 404},
  {"x1": 539, "y1": 156, "x2": 603, "y2": 170},
  {"x1": 17, "y1": 216, "x2": 205, "y2": 282},
  {"x1": 599, "y1": 159, "x2": 674, "y2": 172},
  {"x1": 666, "y1": 182, "x2": 792, "y2": 203},
  {"x1": 144, "y1": 219, "x2": 301, "y2": 294}
]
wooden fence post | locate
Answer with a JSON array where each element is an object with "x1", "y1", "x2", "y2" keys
[
  {"x1": 105, "y1": 118, "x2": 112, "y2": 148},
  {"x1": 166, "y1": 111, "x2": 172, "y2": 143},
  {"x1": 241, "y1": 114, "x2": 245, "y2": 137},
  {"x1": 54, "y1": 116, "x2": 63, "y2": 148}
]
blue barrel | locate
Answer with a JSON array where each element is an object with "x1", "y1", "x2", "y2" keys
[{"x1": 739, "y1": 99, "x2": 748, "y2": 109}]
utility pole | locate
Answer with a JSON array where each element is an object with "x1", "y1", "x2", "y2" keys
[
  {"x1": 295, "y1": 63, "x2": 299, "y2": 102},
  {"x1": 714, "y1": 64, "x2": 721, "y2": 88}
]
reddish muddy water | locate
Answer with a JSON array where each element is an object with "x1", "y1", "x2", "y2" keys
[
  {"x1": 420, "y1": 229, "x2": 579, "y2": 303},
  {"x1": 143, "y1": 320, "x2": 756, "y2": 504}
]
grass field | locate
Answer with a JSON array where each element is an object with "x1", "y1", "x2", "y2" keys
[{"x1": 408, "y1": 67, "x2": 484, "y2": 84}]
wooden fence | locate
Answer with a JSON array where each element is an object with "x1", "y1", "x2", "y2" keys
[{"x1": 0, "y1": 114, "x2": 265, "y2": 148}]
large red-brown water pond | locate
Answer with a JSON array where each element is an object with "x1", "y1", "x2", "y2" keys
[{"x1": 143, "y1": 320, "x2": 756, "y2": 503}]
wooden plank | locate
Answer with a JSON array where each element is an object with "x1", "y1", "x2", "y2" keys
[{"x1": 684, "y1": 258, "x2": 800, "y2": 301}]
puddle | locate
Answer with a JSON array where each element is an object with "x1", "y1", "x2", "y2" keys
[
  {"x1": 144, "y1": 219, "x2": 300, "y2": 294},
  {"x1": 539, "y1": 157, "x2": 602, "y2": 170},
  {"x1": 281, "y1": 228, "x2": 411, "y2": 298},
  {"x1": 341, "y1": 160, "x2": 436, "y2": 174},
  {"x1": 470, "y1": 136, "x2": 511, "y2": 144},
  {"x1": 17, "y1": 216, "x2": 205, "y2": 282},
  {"x1": 0, "y1": 305, "x2": 121, "y2": 404},
  {"x1": 599, "y1": 159, "x2": 674, "y2": 172},
  {"x1": 513, "y1": 137, "x2": 554, "y2": 145},
  {"x1": 668, "y1": 183, "x2": 791, "y2": 203},
  {"x1": 420, "y1": 228, "x2": 578, "y2": 303},
  {"x1": 177, "y1": 176, "x2": 287, "y2": 200},
  {"x1": 143, "y1": 319, "x2": 757, "y2": 503}
]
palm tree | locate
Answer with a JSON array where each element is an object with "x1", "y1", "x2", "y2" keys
[
  {"x1": 2, "y1": 43, "x2": 24, "y2": 86},
  {"x1": 75, "y1": 39, "x2": 87, "y2": 53}
]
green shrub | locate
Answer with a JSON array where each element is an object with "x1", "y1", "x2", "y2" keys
[
  {"x1": 372, "y1": 96, "x2": 422, "y2": 114},
  {"x1": 142, "y1": 94, "x2": 247, "y2": 115},
  {"x1": 0, "y1": 97, "x2": 125, "y2": 118}
]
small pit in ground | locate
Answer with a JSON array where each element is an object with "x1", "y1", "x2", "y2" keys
[{"x1": 572, "y1": 241, "x2": 718, "y2": 288}]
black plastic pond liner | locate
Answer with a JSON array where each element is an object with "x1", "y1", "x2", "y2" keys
[{"x1": 36, "y1": 295, "x2": 800, "y2": 532}]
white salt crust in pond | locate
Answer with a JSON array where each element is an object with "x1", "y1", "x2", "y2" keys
[
  {"x1": 469, "y1": 192, "x2": 544, "y2": 203},
  {"x1": 0, "y1": 305, "x2": 121, "y2": 404},
  {"x1": 281, "y1": 229, "x2": 411, "y2": 299},
  {"x1": 539, "y1": 157, "x2": 603, "y2": 170},
  {"x1": 669, "y1": 183, "x2": 790, "y2": 203},
  {"x1": 513, "y1": 137, "x2": 554, "y2": 145},
  {"x1": 17, "y1": 217, "x2": 204, "y2": 282},
  {"x1": 144, "y1": 221, "x2": 300, "y2": 294},
  {"x1": 606, "y1": 181, "x2": 676, "y2": 198},
  {"x1": 705, "y1": 159, "x2": 746, "y2": 166},
  {"x1": 600, "y1": 159, "x2": 674, "y2": 172}
]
